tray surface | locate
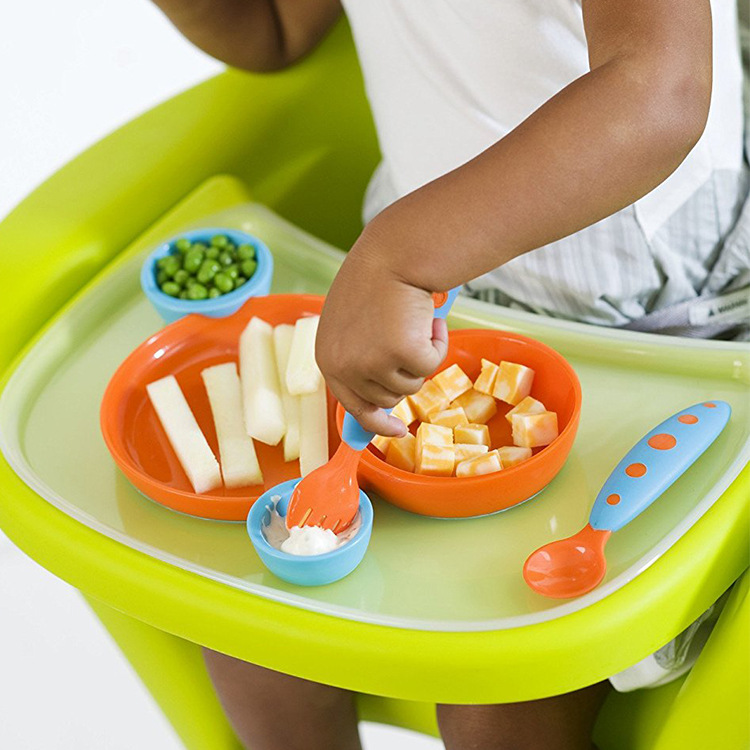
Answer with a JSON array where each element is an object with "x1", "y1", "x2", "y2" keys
[{"x1": 1, "y1": 202, "x2": 748, "y2": 632}]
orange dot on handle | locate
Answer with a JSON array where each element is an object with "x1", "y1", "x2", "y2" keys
[
  {"x1": 432, "y1": 291, "x2": 449, "y2": 309},
  {"x1": 703, "y1": 402, "x2": 716, "y2": 408},
  {"x1": 648, "y1": 433, "x2": 676, "y2": 451},
  {"x1": 626, "y1": 462, "x2": 647, "y2": 477},
  {"x1": 607, "y1": 494, "x2": 621, "y2": 505},
  {"x1": 678, "y1": 414, "x2": 699, "y2": 424}
]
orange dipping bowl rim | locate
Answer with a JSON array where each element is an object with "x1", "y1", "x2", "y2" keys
[{"x1": 336, "y1": 328, "x2": 582, "y2": 516}]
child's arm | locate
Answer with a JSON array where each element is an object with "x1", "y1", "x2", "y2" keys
[
  {"x1": 150, "y1": 0, "x2": 342, "y2": 71},
  {"x1": 317, "y1": 0, "x2": 712, "y2": 436}
]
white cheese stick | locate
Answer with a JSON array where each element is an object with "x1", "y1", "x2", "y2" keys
[
  {"x1": 299, "y1": 380, "x2": 329, "y2": 476},
  {"x1": 201, "y1": 363, "x2": 263, "y2": 487},
  {"x1": 273, "y1": 324, "x2": 301, "y2": 462},
  {"x1": 286, "y1": 315, "x2": 322, "y2": 396},
  {"x1": 239, "y1": 317, "x2": 286, "y2": 446},
  {"x1": 146, "y1": 375, "x2": 222, "y2": 494}
]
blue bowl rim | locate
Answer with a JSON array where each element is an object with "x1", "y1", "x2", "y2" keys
[
  {"x1": 247, "y1": 479, "x2": 373, "y2": 562},
  {"x1": 140, "y1": 227, "x2": 273, "y2": 312}
]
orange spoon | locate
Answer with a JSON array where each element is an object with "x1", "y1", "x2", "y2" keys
[
  {"x1": 524, "y1": 400, "x2": 730, "y2": 599},
  {"x1": 285, "y1": 288, "x2": 461, "y2": 532}
]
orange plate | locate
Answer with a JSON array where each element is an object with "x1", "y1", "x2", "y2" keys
[
  {"x1": 336, "y1": 329, "x2": 582, "y2": 518},
  {"x1": 100, "y1": 295, "x2": 339, "y2": 521}
]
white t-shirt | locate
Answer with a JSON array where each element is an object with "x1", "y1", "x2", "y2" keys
[{"x1": 342, "y1": 0, "x2": 744, "y2": 239}]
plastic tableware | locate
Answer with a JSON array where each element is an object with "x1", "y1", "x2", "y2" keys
[
  {"x1": 141, "y1": 227, "x2": 273, "y2": 323},
  {"x1": 285, "y1": 289, "x2": 461, "y2": 531},
  {"x1": 247, "y1": 478, "x2": 373, "y2": 586},
  {"x1": 338, "y1": 328, "x2": 582, "y2": 519},
  {"x1": 100, "y1": 294, "x2": 340, "y2": 521},
  {"x1": 524, "y1": 401, "x2": 732, "y2": 599}
]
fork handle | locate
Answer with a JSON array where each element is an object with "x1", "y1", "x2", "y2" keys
[{"x1": 341, "y1": 286, "x2": 461, "y2": 451}]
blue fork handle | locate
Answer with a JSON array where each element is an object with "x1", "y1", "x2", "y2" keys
[
  {"x1": 341, "y1": 286, "x2": 462, "y2": 451},
  {"x1": 589, "y1": 401, "x2": 731, "y2": 533}
]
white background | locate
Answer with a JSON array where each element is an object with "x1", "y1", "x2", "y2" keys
[{"x1": 0, "y1": 1, "x2": 440, "y2": 747}]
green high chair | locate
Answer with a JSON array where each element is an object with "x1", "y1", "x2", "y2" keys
[{"x1": 0, "y1": 21, "x2": 748, "y2": 750}]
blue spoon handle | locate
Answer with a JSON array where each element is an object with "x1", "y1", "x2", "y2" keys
[
  {"x1": 589, "y1": 401, "x2": 731, "y2": 533},
  {"x1": 341, "y1": 286, "x2": 462, "y2": 451}
]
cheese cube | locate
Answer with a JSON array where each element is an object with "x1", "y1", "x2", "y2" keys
[
  {"x1": 430, "y1": 406, "x2": 469, "y2": 429},
  {"x1": 511, "y1": 412, "x2": 559, "y2": 448},
  {"x1": 505, "y1": 396, "x2": 547, "y2": 423},
  {"x1": 454, "y1": 443, "x2": 489, "y2": 467},
  {"x1": 453, "y1": 389, "x2": 498, "y2": 424},
  {"x1": 391, "y1": 398, "x2": 417, "y2": 428},
  {"x1": 385, "y1": 433, "x2": 417, "y2": 472},
  {"x1": 416, "y1": 422, "x2": 453, "y2": 457},
  {"x1": 493, "y1": 361, "x2": 535, "y2": 405},
  {"x1": 432, "y1": 364, "x2": 473, "y2": 402},
  {"x1": 416, "y1": 443, "x2": 455, "y2": 476},
  {"x1": 496, "y1": 445, "x2": 533, "y2": 468},
  {"x1": 473, "y1": 359, "x2": 499, "y2": 396},
  {"x1": 371, "y1": 434, "x2": 391, "y2": 456},
  {"x1": 408, "y1": 379, "x2": 450, "y2": 422},
  {"x1": 454, "y1": 423, "x2": 491, "y2": 447},
  {"x1": 456, "y1": 450, "x2": 503, "y2": 477}
]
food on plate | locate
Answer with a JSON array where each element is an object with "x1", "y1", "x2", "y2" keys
[
  {"x1": 146, "y1": 375, "x2": 222, "y2": 493},
  {"x1": 273, "y1": 324, "x2": 301, "y2": 462},
  {"x1": 201, "y1": 363, "x2": 263, "y2": 487},
  {"x1": 473, "y1": 359, "x2": 499, "y2": 396},
  {"x1": 285, "y1": 315, "x2": 322, "y2": 396},
  {"x1": 432, "y1": 363, "x2": 473, "y2": 402},
  {"x1": 240, "y1": 316, "x2": 287, "y2": 446},
  {"x1": 408, "y1": 379, "x2": 450, "y2": 422},
  {"x1": 511, "y1": 411, "x2": 559, "y2": 448},
  {"x1": 493, "y1": 361, "x2": 535, "y2": 406},
  {"x1": 391, "y1": 398, "x2": 417, "y2": 428},
  {"x1": 429, "y1": 406, "x2": 469, "y2": 429},
  {"x1": 496, "y1": 445, "x2": 533, "y2": 468},
  {"x1": 455, "y1": 450, "x2": 503, "y2": 478},
  {"x1": 299, "y1": 380, "x2": 329, "y2": 476},
  {"x1": 454, "y1": 423, "x2": 491, "y2": 447},
  {"x1": 415, "y1": 422, "x2": 453, "y2": 455},
  {"x1": 454, "y1": 443, "x2": 489, "y2": 464},
  {"x1": 155, "y1": 234, "x2": 257, "y2": 300},
  {"x1": 416, "y1": 443, "x2": 455, "y2": 476},
  {"x1": 505, "y1": 396, "x2": 546, "y2": 423},
  {"x1": 453, "y1": 388, "x2": 498, "y2": 424},
  {"x1": 371, "y1": 433, "x2": 391, "y2": 455},
  {"x1": 385, "y1": 433, "x2": 417, "y2": 472}
]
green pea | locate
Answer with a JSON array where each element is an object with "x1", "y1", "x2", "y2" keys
[
  {"x1": 173, "y1": 269, "x2": 189, "y2": 287},
  {"x1": 234, "y1": 276, "x2": 247, "y2": 288},
  {"x1": 208, "y1": 287, "x2": 221, "y2": 299},
  {"x1": 214, "y1": 272, "x2": 234, "y2": 293},
  {"x1": 225, "y1": 264, "x2": 239, "y2": 280},
  {"x1": 219, "y1": 251, "x2": 235, "y2": 267},
  {"x1": 156, "y1": 270, "x2": 169, "y2": 286},
  {"x1": 211, "y1": 234, "x2": 229, "y2": 248},
  {"x1": 240, "y1": 259, "x2": 257, "y2": 278},
  {"x1": 183, "y1": 249, "x2": 204, "y2": 274},
  {"x1": 175, "y1": 238, "x2": 192, "y2": 253},
  {"x1": 205, "y1": 246, "x2": 220, "y2": 260},
  {"x1": 197, "y1": 259, "x2": 221, "y2": 284},
  {"x1": 192, "y1": 242, "x2": 207, "y2": 252},
  {"x1": 179, "y1": 291, "x2": 189, "y2": 299},
  {"x1": 237, "y1": 244, "x2": 255, "y2": 260},
  {"x1": 162, "y1": 255, "x2": 181, "y2": 278},
  {"x1": 187, "y1": 283, "x2": 208, "y2": 300},
  {"x1": 161, "y1": 281, "x2": 180, "y2": 297}
]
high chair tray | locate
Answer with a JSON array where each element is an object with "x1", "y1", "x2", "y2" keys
[{"x1": 1, "y1": 199, "x2": 748, "y2": 633}]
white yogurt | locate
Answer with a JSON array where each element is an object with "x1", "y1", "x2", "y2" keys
[{"x1": 263, "y1": 495, "x2": 362, "y2": 556}]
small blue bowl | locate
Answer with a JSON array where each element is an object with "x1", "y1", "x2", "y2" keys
[
  {"x1": 247, "y1": 479, "x2": 373, "y2": 586},
  {"x1": 141, "y1": 227, "x2": 274, "y2": 323}
]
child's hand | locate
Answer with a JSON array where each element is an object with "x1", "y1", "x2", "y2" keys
[{"x1": 316, "y1": 231, "x2": 448, "y2": 437}]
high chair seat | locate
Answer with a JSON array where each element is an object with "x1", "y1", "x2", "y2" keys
[{"x1": 0, "y1": 20, "x2": 747, "y2": 750}]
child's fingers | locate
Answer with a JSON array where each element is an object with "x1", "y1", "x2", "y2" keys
[
  {"x1": 402, "y1": 317, "x2": 450, "y2": 378},
  {"x1": 331, "y1": 379, "x2": 408, "y2": 437},
  {"x1": 359, "y1": 380, "x2": 404, "y2": 409},
  {"x1": 378, "y1": 368, "x2": 424, "y2": 397}
]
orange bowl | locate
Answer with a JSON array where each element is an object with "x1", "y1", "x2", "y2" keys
[
  {"x1": 336, "y1": 329, "x2": 582, "y2": 518},
  {"x1": 100, "y1": 294, "x2": 340, "y2": 521}
]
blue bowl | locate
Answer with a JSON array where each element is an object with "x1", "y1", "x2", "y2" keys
[
  {"x1": 247, "y1": 479, "x2": 373, "y2": 586},
  {"x1": 141, "y1": 227, "x2": 274, "y2": 323}
]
